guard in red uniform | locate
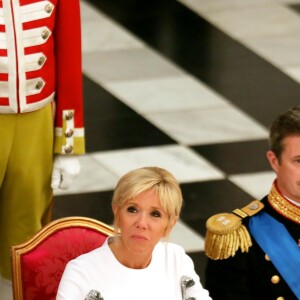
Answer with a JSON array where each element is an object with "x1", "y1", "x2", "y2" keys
[{"x1": 0, "y1": 0, "x2": 85, "y2": 281}]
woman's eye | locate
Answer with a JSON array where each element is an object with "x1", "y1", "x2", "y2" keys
[
  {"x1": 151, "y1": 210, "x2": 162, "y2": 218},
  {"x1": 127, "y1": 206, "x2": 137, "y2": 213}
]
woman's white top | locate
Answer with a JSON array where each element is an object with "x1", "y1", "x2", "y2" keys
[{"x1": 56, "y1": 238, "x2": 212, "y2": 300}]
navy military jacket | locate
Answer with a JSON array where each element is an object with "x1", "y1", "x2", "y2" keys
[{"x1": 205, "y1": 196, "x2": 299, "y2": 300}]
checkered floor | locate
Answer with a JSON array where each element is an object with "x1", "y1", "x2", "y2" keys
[{"x1": 51, "y1": 0, "x2": 300, "y2": 286}]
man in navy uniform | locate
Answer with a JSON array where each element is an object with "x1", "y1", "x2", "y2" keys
[{"x1": 205, "y1": 106, "x2": 300, "y2": 300}]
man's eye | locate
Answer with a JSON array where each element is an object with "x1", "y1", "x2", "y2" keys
[
  {"x1": 151, "y1": 210, "x2": 162, "y2": 218},
  {"x1": 127, "y1": 206, "x2": 137, "y2": 213}
]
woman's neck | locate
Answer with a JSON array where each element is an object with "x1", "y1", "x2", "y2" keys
[{"x1": 108, "y1": 236, "x2": 152, "y2": 269}]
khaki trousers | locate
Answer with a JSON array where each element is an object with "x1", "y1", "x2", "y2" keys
[{"x1": 0, "y1": 104, "x2": 54, "y2": 279}]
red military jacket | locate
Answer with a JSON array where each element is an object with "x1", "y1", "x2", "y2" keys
[{"x1": 0, "y1": 0, "x2": 85, "y2": 154}]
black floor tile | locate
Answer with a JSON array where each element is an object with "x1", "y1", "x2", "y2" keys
[
  {"x1": 192, "y1": 139, "x2": 271, "y2": 175},
  {"x1": 83, "y1": 75, "x2": 176, "y2": 152},
  {"x1": 188, "y1": 251, "x2": 208, "y2": 286},
  {"x1": 289, "y1": 4, "x2": 300, "y2": 13},
  {"x1": 53, "y1": 190, "x2": 114, "y2": 225},
  {"x1": 180, "y1": 179, "x2": 253, "y2": 236}
]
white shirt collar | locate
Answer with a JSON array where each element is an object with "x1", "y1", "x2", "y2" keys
[{"x1": 284, "y1": 195, "x2": 300, "y2": 207}]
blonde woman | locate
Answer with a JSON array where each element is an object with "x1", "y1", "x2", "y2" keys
[{"x1": 57, "y1": 167, "x2": 211, "y2": 300}]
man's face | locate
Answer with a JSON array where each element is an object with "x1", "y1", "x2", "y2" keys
[{"x1": 267, "y1": 135, "x2": 300, "y2": 202}]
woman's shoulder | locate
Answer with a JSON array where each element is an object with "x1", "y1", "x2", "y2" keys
[
  {"x1": 153, "y1": 242, "x2": 195, "y2": 273},
  {"x1": 156, "y1": 241, "x2": 186, "y2": 257},
  {"x1": 67, "y1": 239, "x2": 110, "y2": 267}
]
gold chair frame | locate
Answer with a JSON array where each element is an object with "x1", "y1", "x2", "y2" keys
[{"x1": 10, "y1": 216, "x2": 114, "y2": 300}]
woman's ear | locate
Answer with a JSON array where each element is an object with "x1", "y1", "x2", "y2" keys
[
  {"x1": 163, "y1": 217, "x2": 178, "y2": 237},
  {"x1": 112, "y1": 205, "x2": 119, "y2": 228},
  {"x1": 112, "y1": 204, "x2": 118, "y2": 217}
]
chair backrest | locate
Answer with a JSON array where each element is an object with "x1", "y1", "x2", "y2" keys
[{"x1": 10, "y1": 216, "x2": 114, "y2": 300}]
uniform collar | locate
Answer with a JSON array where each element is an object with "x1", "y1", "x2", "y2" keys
[{"x1": 268, "y1": 181, "x2": 300, "y2": 224}]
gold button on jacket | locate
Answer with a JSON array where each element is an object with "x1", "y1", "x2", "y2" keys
[{"x1": 271, "y1": 275, "x2": 280, "y2": 284}]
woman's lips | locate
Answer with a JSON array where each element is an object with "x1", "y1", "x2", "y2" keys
[{"x1": 131, "y1": 234, "x2": 148, "y2": 241}]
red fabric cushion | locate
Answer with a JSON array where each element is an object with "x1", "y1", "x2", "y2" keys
[{"x1": 21, "y1": 227, "x2": 108, "y2": 300}]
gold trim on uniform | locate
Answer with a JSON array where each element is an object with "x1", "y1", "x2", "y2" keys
[
  {"x1": 268, "y1": 183, "x2": 300, "y2": 225},
  {"x1": 205, "y1": 200, "x2": 264, "y2": 260}
]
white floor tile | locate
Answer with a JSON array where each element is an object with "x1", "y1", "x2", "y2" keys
[
  {"x1": 91, "y1": 145, "x2": 224, "y2": 183},
  {"x1": 82, "y1": 20, "x2": 144, "y2": 53},
  {"x1": 197, "y1": 5, "x2": 300, "y2": 40},
  {"x1": 146, "y1": 105, "x2": 268, "y2": 145},
  {"x1": 285, "y1": 66, "x2": 300, "y2": 83},
  {"x1": 178, "y1": 0, "x2": 300, "y2": 81},
  {"x1": 81, "y1": 2, "x2": 144, "y2": 53},
  {"x1": 83, "y1": 48, "x2": 182, "y2": 84},
  {"x1": 104, "y1": 75, "x2": 229, "y2": 114},
  {"x1": 169, "y1": 219, "x2": 205, "y2": 252},
  {"x1": 245, "y1": 33, "x2": 300, "y2": 70},
  {"x1": 54, "y1": 155, "x2": 119, "y2": 196},
  {"x1": 177, "y1": 0, "x2": 273, "y2": 14},
  {"x1": 0, "y1": 278, "x2": 12, "y2": 300},
  {"x1": 80, "y1": 0, "x2": 104, "y2": 22},
  {"x1": 275, "y1": 0, "x2": 300, "y2": 4},
  {"x1": 229, "y1": 171, "x2": 276, "y2": 200}
]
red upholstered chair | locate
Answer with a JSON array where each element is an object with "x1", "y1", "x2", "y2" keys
[{"x1": 10, "y1": 216, "x2": 114, "y2": 300}]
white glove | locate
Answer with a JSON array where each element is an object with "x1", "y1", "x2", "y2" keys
[{"x1": 51, "y1": 155, "x2": 81, "y2": 190}]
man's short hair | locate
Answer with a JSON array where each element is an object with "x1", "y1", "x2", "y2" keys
[{"x1": 269, "y1": 106, "x2": 300, "y2": 160}]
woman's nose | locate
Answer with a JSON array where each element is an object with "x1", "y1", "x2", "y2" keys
[{"x1": 136, "y1": 213, "x2": 148, "y2": 229}]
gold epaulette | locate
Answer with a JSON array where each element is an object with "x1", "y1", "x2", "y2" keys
[{"x1": 205, "y1": 200, "x2": 264, "y2": 260}]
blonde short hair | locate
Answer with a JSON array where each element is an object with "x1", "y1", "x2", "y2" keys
[{"x1": 112, "y1": 166, "x2": 183, "y2": 226}]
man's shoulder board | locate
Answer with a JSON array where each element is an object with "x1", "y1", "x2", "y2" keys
[{"x1": 205, "y1": 200, "x2": 264, "y2": 260}]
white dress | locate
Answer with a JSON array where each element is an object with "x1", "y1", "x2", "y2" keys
[{"x1": 56, "y1": 238, "x2": 212, "y2": 300}]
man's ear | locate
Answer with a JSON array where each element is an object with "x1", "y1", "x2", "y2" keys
[{"x1": 266, "y1": 150, "x2": 279, "y2": 173}]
